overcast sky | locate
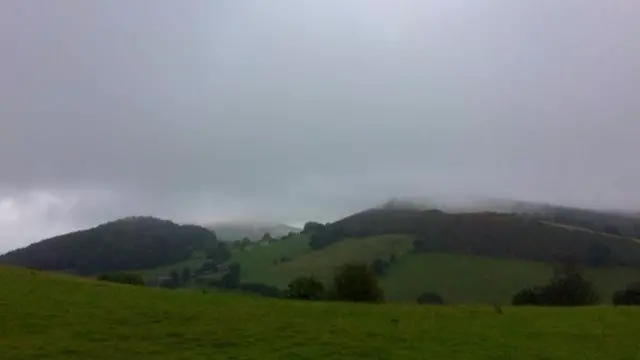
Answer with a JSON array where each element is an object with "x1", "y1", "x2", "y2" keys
[{"x1": 1, "y1": 0, "x2": 639, "y2": 252}]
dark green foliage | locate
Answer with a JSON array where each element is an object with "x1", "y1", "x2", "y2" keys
[
  {"x1": 206, "y1": 242, "x2": 231, "y2": 264},
  {"x1": 170, "y1": 270, "x2": 180, "y2": 286},
  {"x1": 302, "y1": 221, "x2": 325, "y2": 234},
  {"x1": 370, "y1": 258, "x2": 391, "y2": 277},
  {"x1": 261, "y1": 232, "x2": 273, "y2": 242},
  {"x1": 612, "y1": 282, "x2": 640, "y2": 305},
  {"x1": 0, "y1": 217, "x2": 225, "y2": 275},
  {"x1": 389, "y1": 254, "x2": 397, "y2": 263},
  {"x1": 195, "y1": 261, "x2": 218, "y2": 275},
  {"x1": 97, "y1": 272, "x2": 144, "y2": 286},
  {"x1": 286, "y1": 276, "x2": 325, "y2": 300},
  {"x1": 417, "y1": 292, "x2": 444, "y2": 305},
  {"x1": 307, "y1": 223, "x2": 342, "y2": 250},
  {"x1": 585, "y1": 242, "x2": 612, "y2": 268},
  {"x1": 181, "y1": 267, "x2": 192, "y2": 284},
  {"x1": 221, "y1": 263, "x2": 241, "y2": 289},
  {"x1": 330, "y1": 263, "x2": 384, "y2": 303},
  {"x1": 240, "y1": 237, "x2": 252, "y2": 251},
  {"x1": 512, "y1": 266, "x2": 599, "y2": 306},
  {"x1": 318, "y1": 208, "x2": 640, "y2": 269}
]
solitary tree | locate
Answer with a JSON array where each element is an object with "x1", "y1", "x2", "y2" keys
[
  {"x1": 286, "y1": 276, "x2": 325, "y2": 300},
  {"x1": 330, "y1": 263, "x2": 383, "y2": 303},
  {"x1": 181, "y1": 267, "x2": 192, "y2": 284}
]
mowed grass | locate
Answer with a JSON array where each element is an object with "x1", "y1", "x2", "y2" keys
[
  {"x1": 383, "y1": 253, "x2": 640, "y2": 304},
  {"x1": 2, "y1": 266, "x2": 640, "y2": 360}
]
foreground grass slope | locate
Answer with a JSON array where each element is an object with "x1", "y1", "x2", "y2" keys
[{"x1": 2, "y1": 266, "x2": 640, "y2": 360}]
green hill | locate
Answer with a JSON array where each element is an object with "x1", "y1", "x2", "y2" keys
[
  {"x1": 2, "y1": 265, "x2": 640, "y2": 359},
  {"x1": 232, "y1": 234, "x2": 640, "y2": 304},
  {"x1": 0, "y1": 217, "x2": 229, "y2": 275}
]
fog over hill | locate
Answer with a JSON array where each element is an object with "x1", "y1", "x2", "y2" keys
[{"x1": 1, "y1": 1, "x2": 639, "y2": 252}]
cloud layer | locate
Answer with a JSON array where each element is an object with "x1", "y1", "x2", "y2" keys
[{"x1": 1, "y1": 0, "x2": 639, "y2": 251}]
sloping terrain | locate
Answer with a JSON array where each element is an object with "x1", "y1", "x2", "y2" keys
[
  {"x1": 0, "y1": 217, "x2": 228, "y2": 275},
  {"x1": 2, "y1": 265, "x2": 640, "y2": 360}
]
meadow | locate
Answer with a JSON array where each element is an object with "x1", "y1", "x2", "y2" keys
[{"x1": 2, "y1": 266, "x2": 640, "y2": 359}]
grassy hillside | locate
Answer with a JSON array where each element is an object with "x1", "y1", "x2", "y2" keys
[
  {"x1": 325, "y1": 208, "x2": 640, "y2": 269},
  {"x1": 228, "y1": 235, "x2": 640, "y2": 304},
  {"x1": 229, "y1": 234, "x2": 311, "y2": 285},
  {"x1": 2, "y1": 266, "x2": 640, "y2": 359},
  {"x1": 273, "y1": 234, "x2": 413, "y2": 285},
  {"x1": 382, "y1": 253, "x2": 640, "y2": 304}
]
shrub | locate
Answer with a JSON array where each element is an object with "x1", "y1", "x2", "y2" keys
[
  {"x1": 330, "y1": 263, "x2": 383, "y2": 303},
  {"x1": 417, "y1": 292, "x2": 444, "y2": 305},
  {"x1": 97, "y1": 272, "x2": 144, "y2": 286},
  {"x1": 370, "y1": 258, "x2": 390, "y2": 277},
  {"x1": 512, "y1": 272, "x2": 599, "y2": 306},
  {"x1": 286, "y1": 276, "x2": 325, "y2": 300},
  {"x1": 612, "y1": 282, "x2": 640, "y2": 305}
]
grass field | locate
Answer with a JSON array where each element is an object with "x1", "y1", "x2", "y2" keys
[
  {"x1": 133, "y1": 234, "x2": 640, "y2": 305},
  {"x1": 382, "y1": 253, "x2": 640, "y2": 304},
  {"x1": 2, "y1": 266, "x2": 640, "y2": 359},
  {"x1": 229, "y1": 234, "x2": 311, "y2": 285}
]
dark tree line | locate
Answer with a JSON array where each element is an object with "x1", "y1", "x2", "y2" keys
[
  {"x1": 0, "y1": 217, "x2": 230, "y2": 275},
  {"x1": 301, "y1": 208, "x2": 640, "y2": 270},
  {"x1": 286, "y1": 263, "x2": 384, "y2": 303},
  {"x1": 512, "y1": 262, "x2": 599, "y2": 306}
]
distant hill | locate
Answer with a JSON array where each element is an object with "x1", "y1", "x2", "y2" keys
[
  {"x1": 206, "y1": 222, "x2": 300, "y2": 241},
  {"x1": 310, "y1": 207, "x2": 640, "y2": 269},
  {"x1": 378, "y1": 197, "x2": 640, "y2": 238},
  {"x1": 0, "y1": 216, "x2": 228, "y2": 275}
]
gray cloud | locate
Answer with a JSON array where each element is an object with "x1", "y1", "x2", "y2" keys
[{"x1": 1, "y1": 0, "x2": 639, "y2": 251}]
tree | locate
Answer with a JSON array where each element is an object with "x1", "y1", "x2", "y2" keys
[
  {"x1": 330, "y1": 263, "x2": 383, "y2": 303},
  {"x1": 585, "y1": 242, "x2": 612, "y2": 268},
  {"x1": 612, "y1": 282, "x2": 640, "y2": 305},
  {"x1": 181, "y1": 267, "x2": 192, "y2": 284},
  {"x1": 302, "y1": 221, "x2": 325, "y2": 234},
  {"x1": 221, "y1": 263, "x2": 241, "y2": 289},
  {"x1": 286, "y1": 276, "x2": 325, "y2": 300},
  {"x1": 261, "y1": 232, "x2": 273, "y2": 243},
  {"x1": 240, "y1": 237, "x2": 252, "y2": 251},
  {"x1": 512, "y1": 270, "x2": 599, "y2": 306},
  {"x1": 417, "y1": 292, "x2": 444, "y2": 305},
  {"x1": 370, "y1": 258, "x2": 390, "y2": 277},
  {"x1": 170, "y1": 269, "x2": 180, "y2": 286}
]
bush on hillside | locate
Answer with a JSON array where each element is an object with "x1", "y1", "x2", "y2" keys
[
  {"x1": 221, "y1": 263, "x2": 241, "y2": 289},
  {"x1": 370, "y1": 258, "x2": 391, "y2": 277},
  {"x1": 512, "y1": 265, "x2": 599, "y2": 306},
  {"x1": 97, "y1": 272, "x2": 145, "y2": 286},
  {"x1": 612, "y1": 282, "x2": 640, "y2": 305},
  {"x1": 286, "y1": 276, "x2": 325, "y2": 300},
  {"x1": 330, "y1": 263, "x2": 383, "y2": 303},
  {"x1": 417, "y1": 292, "x2": 444, "y2": 305}
]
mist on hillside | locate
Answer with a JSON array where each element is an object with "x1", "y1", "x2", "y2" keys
[{"x1": 1, "y1": 1, "x2": 639, "y2": 252}]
